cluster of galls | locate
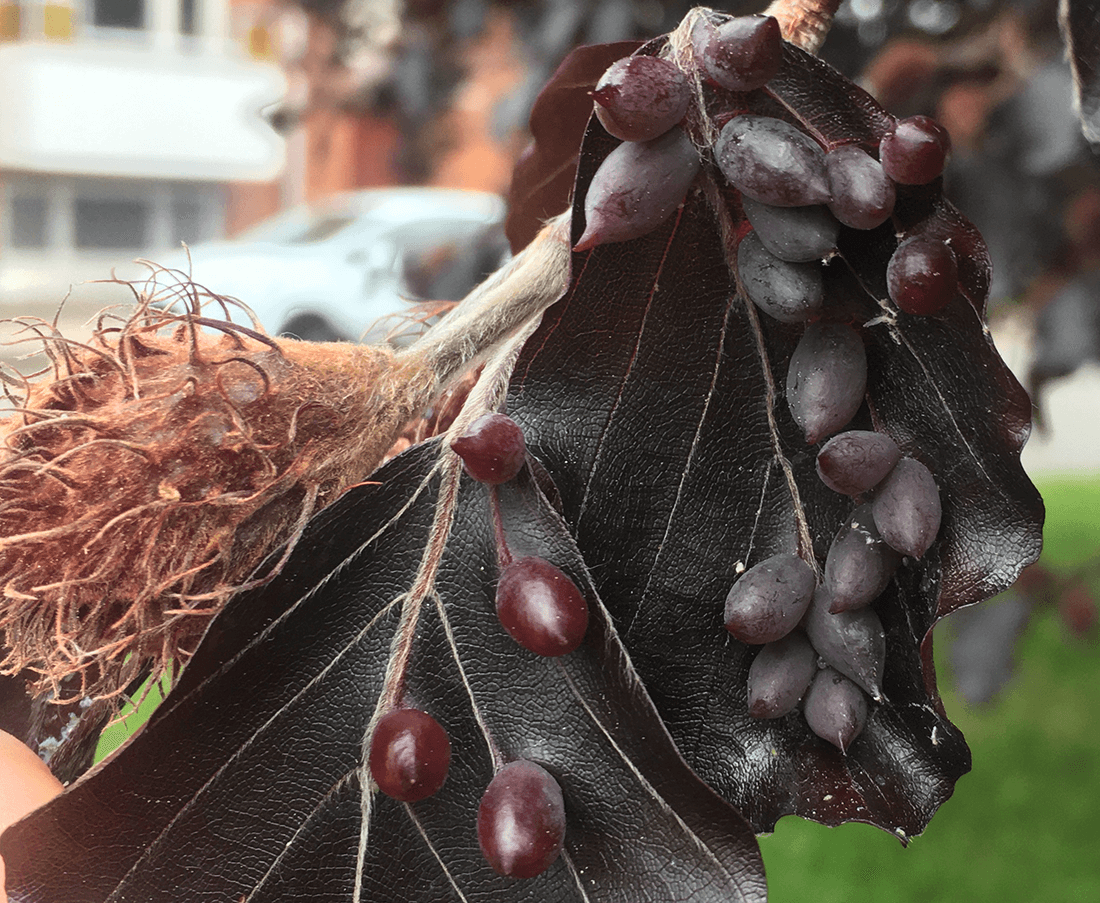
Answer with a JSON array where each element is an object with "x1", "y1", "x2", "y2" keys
[
  {"x1": 725, "y1": 430, "x2": 941, "y2": 752},
  {"x1": 367, "y1": 412, "x2": 585, "y2": 879},
  {"x1": 452, "y1": 413, "x2": 590, "y2": 660},
  {"x1": 580, "y1": 13, "x2": 958, "y2": 321},
  {"x1": 366, "y1": 11, "x2": 960, "y2": 873},
  {"x1": 580, "y1": 14, "x2": 953, "y2": 752},
  {"x1": 368, "y1": 705, "x2": 567, "y2": 880}
]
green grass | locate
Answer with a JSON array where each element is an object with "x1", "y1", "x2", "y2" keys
[
  {"x1": 94, "y1": 672, "x2": 172, "y2": 762},
  {"x1": 760, "y1": 476, "x2": 1100, "y2": 903}
]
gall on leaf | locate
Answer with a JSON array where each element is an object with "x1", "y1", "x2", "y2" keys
[
  {"x1": 1, "y1": 445, "x2": 765, "y2": 903},
  {"x1": 506, "y1": 40, "x2": 642, "y2": 253},
  {"x1": 507, "y1": 9, "x2": 1041, "y2": 834},
  {"x1": 477, "y1": 759, "x2": 567, "y2": 878},
  {"x1": 368, "y1": 707, "x2": 452, "y2": 802},
  {"x1": 592, "y1": 55, "x2": 692, "y2": 142}
]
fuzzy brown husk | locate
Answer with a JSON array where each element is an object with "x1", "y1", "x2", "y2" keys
[{"x1": 0, "y1": 289, "x2": 435, "y2": 702}]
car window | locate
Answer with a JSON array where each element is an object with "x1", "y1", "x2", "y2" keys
[
  {"x1": 235, "y1": 210, "x2": 311, "y2": 243},
  {"x1": 291, "y1": 215, "x2": 357, "y2": 244},
  {"x1": 397, "y1": 222, "x2": 509, "y2": 301},
  {"x1": 235, "y1": 210, "x2": 355, "y2": 245}
]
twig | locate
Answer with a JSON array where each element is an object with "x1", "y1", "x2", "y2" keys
[{"x1": 764, "y1": 0, "x2": 841, "y2": 54}]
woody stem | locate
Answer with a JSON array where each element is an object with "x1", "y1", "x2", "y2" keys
[{"x1": 764, "y1": 0, "x2": 841, "y2": 54}]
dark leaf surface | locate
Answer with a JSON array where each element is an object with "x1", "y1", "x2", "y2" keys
[
  {"x1": 1062, "y1": 0, "x2": 1100, "y2": 144},
  {"x1": 3, "y1": 443, "x2": 765, "y2": 903},
  {"x1": 507, "y1": 28, "x2": 1041, "y2": 836}
]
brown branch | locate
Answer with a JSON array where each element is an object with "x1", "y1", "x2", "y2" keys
[{"x1": 764, "y1": 0, "x2": 841, "y2": 54}]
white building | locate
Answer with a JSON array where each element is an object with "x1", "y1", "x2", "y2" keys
[{"x1": 0, "y1": 0, "x2": 286, "y2": 311}]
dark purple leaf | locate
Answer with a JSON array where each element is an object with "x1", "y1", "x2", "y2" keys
[
  {"x1": 1061, "y1": 0, "x2": 1100, "y2": 145},
  {"x1": 2, "y1": 443, "x2": 765, "y2": 903},
  {"x1": 1027, "y1": 272, "x2": 1100, "y2": 417},
  {"x1": 506, "y1": 24, "x2": 1041, "y2": 837},
  {"x1": 765, "y1": 42, "x2": 896, "y2": 148},
  {"x1": 0, "y1": 10, "x2": 1044, "y2": 900},
  {"x1": 943, "y1": 591, "x2": 1035, "y2": 707},
  {"x1": 506, "y1": 40, "x2": 641, "y2": 253}
]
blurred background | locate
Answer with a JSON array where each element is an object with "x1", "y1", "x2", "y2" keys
[
  {"x1": 0, "y1": 0, "x2": 288, "y2": 311},
  {"x1": 2, "y1": 0, "x2": 1097, "y2": 900},
  {"x1": 2, "y1": 0, "x2": 1098, "y2": 469}
]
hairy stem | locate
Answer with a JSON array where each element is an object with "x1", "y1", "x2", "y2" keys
[{"x1": 399, "y1": 212, "x2": 572, "y2": 393}]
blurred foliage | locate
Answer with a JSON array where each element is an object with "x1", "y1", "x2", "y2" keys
[{"x1": 286, "y1": 0, "x2": 1097, "y2": 306}]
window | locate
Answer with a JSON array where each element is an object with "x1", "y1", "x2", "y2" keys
[
  {"x1": 172, "y1": 197, "x2": 218, "y2": 247},
  {"x1": 74, "y1": 198, "x2": 148, "y2": 249},
  {"x1": 0, "y1": 3, "x2": 21, "y2": 41},
  {"x1": 92, "y1": 0, "x2": 143, "y2": 30},
  {"x1": 43, "y1": 4, "x2": 75, "y2": 40},
  {"x1": 179, "y1": 0, "x2": 196, "y2": 35},
  {"x1": 293, "y1": 215, "x2": 354, "y2": 245},
  {"x1": 9, "y1": 195, "x2": 48, "y2": 249}
]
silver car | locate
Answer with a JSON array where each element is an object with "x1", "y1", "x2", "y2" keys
[{"x1": 160, "y1": 187, "x2": 509, "y2": 342}]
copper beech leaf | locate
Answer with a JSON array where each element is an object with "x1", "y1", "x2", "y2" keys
[
  {"x1": 2, "y1": 443, "x2": 765, "y2": 903},
  {"x1": 505, "y1": 25, "x2": 1042, "y2": 836}
]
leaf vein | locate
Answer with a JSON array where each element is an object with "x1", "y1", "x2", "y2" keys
[
  {"x1": 561, "y1": 849, "x2": 595, "y2": 903},
  {"x1": 103, "y1": 596, "x2": 404, "y2": 901},
  {"x1": 404, "y1": 804, "x2": 471, "y2": 903},
  {"x1": 576, "y1": 208, "x2": 685, "y2": 528},
  {"x1": 155, "y1": 462, "x2": 441, "y2": 720},
  {"x1": 887, "y1": 320, "x2": 995, "y2": 487},
  {"x1": 245, "y1": 768, "x2": 360, "y2": 903},
  {"x1": 557, "y1": 664, "x2": 756, "y2": 901},
  {"x1": 729, "y1": 212, "x2": 817, "y2": 569},
  {"x1": 626, "y1": 289, "x2": 731, "y2": 642}
]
